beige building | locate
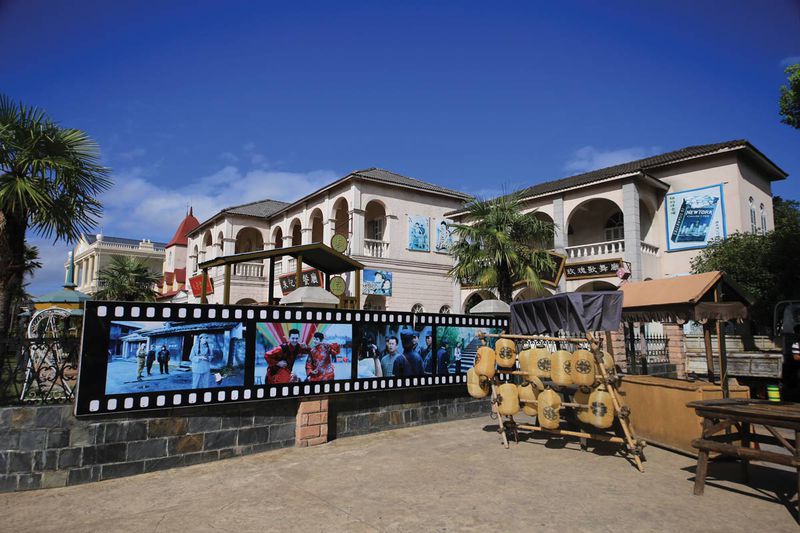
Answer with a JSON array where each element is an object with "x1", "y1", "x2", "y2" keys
[
  {"x1": 185, "y1": 168, "x2": 471, "y2": 312},
  {"x1": 450, "y1": 140, "x2": 787, "y2": 310},
  {"x1": 66, "y1": 234, "x2": 166, "y2": 296}
]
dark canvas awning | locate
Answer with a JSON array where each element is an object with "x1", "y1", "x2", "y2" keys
[
  {"x1": 198, "y1": 243, "x2": 364, "y2": 274},
  {"x1": 511, "y1": 292, "x2": 623, "y2": 335}
]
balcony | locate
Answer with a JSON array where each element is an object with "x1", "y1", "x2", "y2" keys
[
  {"x1": 564, "y1": 240, "x2": 660, "y2": 260},
  {"x1": 233, "y1": 261, "x2": 264, "y2": 278},
  {"x1": 364, "y1": 239, "x2": 389, "y2": 258}
]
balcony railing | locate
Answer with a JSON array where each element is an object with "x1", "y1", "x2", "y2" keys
[
  {"x1": 565, "y1": 239, "x2": 625, "y2": 259},
  {"x1": 233, "y1": 261, "x2": 264, "y2": 278},
  {"x1": 364, "y1": 239, "x2": 389, "y2": 258},
  {"x1": 565, "y1": 240, "x2": 660, "y2": 259}
]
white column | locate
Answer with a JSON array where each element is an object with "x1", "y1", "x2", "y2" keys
[
  {"x1": 552, "y1": 196, "x2": 567, "y2": 293},
  {"x1": 622, "y1": 179, "x2": 643, "y2": 281}
]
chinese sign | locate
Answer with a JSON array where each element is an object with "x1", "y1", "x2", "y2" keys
[
  {"x1": 407, "y1": 215, "x2": 430, "y2": 251},
  {"x1": 363, "y1": 269, "x2": 393, "y2": 296},
  {"x1": 541, "y1": 252, "x2": 567, "y2": 287},
  {"x1": 564, "y1": 259, "x2": 622, "y2": 280},
  {"x1": 188, "y1": 274, "x2": 214, "y2": 297},
  {"x1": 665, "y1": 183, "x2": 726, "y2": 252},
  {"x1": 434, "y1": 219, "x2": 454, "y2": 253},
  {"x1": 279, "y1": 268, "x2": 323, "y2": 295}
]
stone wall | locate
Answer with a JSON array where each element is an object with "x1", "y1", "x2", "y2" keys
[
  {"x1": 0, "y1": 401, "x2": 297, "y2": 492},
  {"x1": 332, "y1": 386, "x2": 490, "y2": 439}
]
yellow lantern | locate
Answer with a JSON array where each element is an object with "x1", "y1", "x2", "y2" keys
[
  {"x1": 466, "y1": 368, "x2": 490, "y2": 399},
  {"x1": 530, "y1": 347, "x2": 552, "y2": 379},
  {"x1": 517, "y1": 382, "x2": 540, "y2": 416},
  {"x1": 496, "y1": 383, "x2": 520, "y2": 416},
  {"x1": 587, "y1": 386, "x2": 615, "y2": 429},
  {"x1": 570, "y1": 349, "x2": 596, "y2": 387},
  {"x1": 537, "y1": 388, "x2": 562, "y2": 429},
  {"x1": 550, "y1": 350, "x2": 573, "y2": 386},
  {"x1": 495, "y1": 338, "x2": 517, "y2": 369},
  {"x1": 473, "y1": 346, "x2": 496, "y2": 379},
  {"x1": 573, "y1": 388, "x2": 592, "y2": 424}
]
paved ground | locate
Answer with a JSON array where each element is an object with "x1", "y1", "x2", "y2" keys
[{"x1": 1, "y1": 417, "x2": 798, "y2": 532}]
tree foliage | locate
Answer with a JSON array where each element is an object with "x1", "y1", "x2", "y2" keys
[
  {"x1": 779, "y1": 64, "x2": 800, "y2": 130},
  {"x1": 448, "y1": 191, "x2": 555, "y2": 303},
  {"x1": 691, "y1": 197, "x2": 800, "y2": 326},
  {"x1": 95, "y1": 256, "x2": 161, "y2": 302},
  {"x1": 0, "y1": 95, "x2": 111, "y2": 337}
]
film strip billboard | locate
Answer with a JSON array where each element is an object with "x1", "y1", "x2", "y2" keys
[{"x1": 75, "y1": 302, "x2": 507, "y2": 416}]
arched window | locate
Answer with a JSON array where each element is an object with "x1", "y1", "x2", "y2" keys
[
  {"x1": 439, "y1": 305, "x2": 451, "y2": 314},
  {"x1": 411, "y1": 303, "x2": 425, "y2": 314},
  {"x1": 604, "y1": 212, "x2": 624, "y2": 241},
  {"x1": 749, "y1": 197, "x2": 757, "y2": 233},
  {"x1": 760, "y1": 203, "x2": 767, "y2": 233}
]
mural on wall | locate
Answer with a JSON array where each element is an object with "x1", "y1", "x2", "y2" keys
[
  {"x1": 434, "y1": 326, "x2": 502, "y2": 374},
  {"x1": 358, "y1": 324, "x2": 433, "y2": 378},
  {"x1": 255, "y1": 322, "x2": 353, "y2": 384},
  {"x1": 105, "y1": 320, "x2": 246, "y2": 394},
  {"x1": 362, "y1": 269, "x2": 392, "y2": 296},
  {"x1": 434, "y1": 219, "x2": 455, "y2": 253},
  {"x1": 407, "y1": 215, "x2": 430, "y2": 251},
  {"x1": 665, "y1": 183, "x2": 726, "y2": 252}
]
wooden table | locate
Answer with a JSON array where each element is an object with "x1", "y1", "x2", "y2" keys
[{"x1": 687, "y1": 398, "x2": 800, "y2": 520}]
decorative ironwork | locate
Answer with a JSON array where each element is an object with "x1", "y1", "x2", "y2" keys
[
  {"x1": 0, "y1": 337, "x2": 79, "y2": 406},
  {"x1": 624, "y1": 327, "x2": 673, "y2": 375}
]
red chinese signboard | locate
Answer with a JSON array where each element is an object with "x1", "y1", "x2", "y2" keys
[{"x1": 188, "y1": 274, "x2": 215, "y2": 297}]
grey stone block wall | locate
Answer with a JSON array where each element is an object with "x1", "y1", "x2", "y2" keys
[
  {"x1": 332, "y1": 385, "x2": 490, "y2": 439},
  {"x1": 0, "y1": 401, "x2": 297, "y2": 492}
]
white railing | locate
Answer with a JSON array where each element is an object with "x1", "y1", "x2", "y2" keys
[
  {"x1": 233, "y1": 261, "x2": 264, "y2": 278},
  {"x1": 640, "y1": 241, "x2": 660, "y2": 256},
  {"x1": 364, "y1": 239, "x2": 389, "y2": 258},
  {"x1": 565, "y1": 240, "x2": 625, "y2": 259}
]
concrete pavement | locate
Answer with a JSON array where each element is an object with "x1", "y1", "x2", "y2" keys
[{"x1": 1, "y1": 417, "x2": 797, "y2": 532}]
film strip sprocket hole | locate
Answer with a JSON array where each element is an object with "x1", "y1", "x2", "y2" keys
[{"x1": 76, "y1": 302, "x2": 507, "y2": 415}]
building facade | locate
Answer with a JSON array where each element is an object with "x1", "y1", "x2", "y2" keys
[
  {"x1": 450, "y1": 140, "x2": 787, "y2": 311},
  {"x1": 185, "y1": 168, "x2": 471, "y2": 312},
  {"x1": 157, "y1": 208, "x2": 201, "y2": 302},
  {"x1": 66, "y1": 234, "x2": 166, "y2": 296}
]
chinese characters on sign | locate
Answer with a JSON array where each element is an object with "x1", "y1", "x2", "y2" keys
[
  {"x1": 279, "y1": 268, "x2": 323, "y2": 295},
  {"x1": 188, "y1": 274, "x2": 214, "y2": 297},
  {"x1": 564, "y1": 259, "x2": 622, "y2": 280},
  {"x1": 665, "y1": 183, "x2": 726, "y2": 252}
]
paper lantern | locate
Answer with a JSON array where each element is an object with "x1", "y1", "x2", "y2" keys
[
  {"x1": 587, "y1": 386, "x2": 615, "y2": 429},
  {"x1": 550, "y1": 350, "x2": 573, "y2": 386},
  {"x1": 537, "y1": 388, "x2": 562, "y2": 429},
  {"x1": 473, "y1": 346, "x2": 496, "y2": 379},
  {"x1": 496, "y1": 383, "x2": 520, "y2": 416},
  {"x1": 517, "y1": 382, "x2": 540, "y2": 416},
  {"x1": 495, "y1": 338, "x2": 517, "y2": 369},
  {"x1": 466, "y1": 368, "x2": 490, "y2": 399},
  {"x1": 570, "y1": 349, "x2": 596, "y2": 387}
]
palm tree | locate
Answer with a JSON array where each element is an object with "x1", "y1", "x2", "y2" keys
[
  {"x1": 0, "y1": 95, "x2": 111, "y2": 337},
  {"x1": 95, "y1": 256, "x2": 161, "y2": 302},
  {"x1": 448, "y1": 191, "x2": 556, "y2": 303}
]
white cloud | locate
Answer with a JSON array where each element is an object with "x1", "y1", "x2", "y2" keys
[
  {"x1": 780, "y1": 56, "x2": 800, "y2": 66},
  {"x1": 117, "y1": 147, "x2": 147, "y2": 161},
  {"x1": 219, "y1": 151, "x2": 239, "y2": 163},
  {"x1": 564, "y1": 145, "x2": 661, "y2": 174}
]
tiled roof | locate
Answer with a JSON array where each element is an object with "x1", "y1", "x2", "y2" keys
[
  {"x1": 518, "y1": 139, "x2": 785, "y2": 199},
  {"x1": 85, "y1": 235, "x2": 167, "y2": 249},
  {"x1": 166, "y1": 209, "x2": 201, "y2": 247},
  {"x1": 223, "y1": 198, "x2": 291, "y2": 218},
  {"x1": 351, "y1": 168, "x2": 472, "y2": 200}
]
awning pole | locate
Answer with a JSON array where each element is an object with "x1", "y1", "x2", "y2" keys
[
  {"x1": 703, "y1": 323, "x2": 715, "y2": 384},
  {"x1": 714, "y1": 285, "x2": 729, "y2": 398},
  {"x1": 269, "y1": 257, "x2": 275, "y2": 304},
  {"x1": 295, "y1": 254, "x2": 302, "y2": 289},
  {"x1": 223, "y1": 264, "x2": 231, "y2": 305},
  {"x1": 201, "y1": 269, "x2": 209, "y2": 304}
]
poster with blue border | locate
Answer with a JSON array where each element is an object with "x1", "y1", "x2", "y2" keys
[
  {"x1": 434, "y1": 218, "x2": 455, "y2": 253},
  {"x1": 407, "y1": 215, "x2": 430, "y2": 251},
  {"x1": 362, "y1": 269, "x2": 393, "y2": 296},
  {"x1": 665, "y1": 183, "x2": 726, "y2": 252}
]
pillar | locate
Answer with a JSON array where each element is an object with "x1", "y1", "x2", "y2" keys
[
  {"x1": 350, "y1": 182, "x2": 364, "y2": 256},
  {"x1": 552, "y1": 195, "x2": 567, "y2": 293},
  {"x1": 622, "y1": 180, "x2": 643, "y2": 281}
]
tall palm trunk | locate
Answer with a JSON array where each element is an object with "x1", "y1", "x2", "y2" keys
[
  {"x1": 497, "y1": 264, "x2": 514, "y2": 304},
  {"x1": 0, "y1": 209, "x2": 27, "y2": 339}
]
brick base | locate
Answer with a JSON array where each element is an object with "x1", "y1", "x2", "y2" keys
[{"x1": 296, "y1": 398, "x2": 329, "y2": 447}]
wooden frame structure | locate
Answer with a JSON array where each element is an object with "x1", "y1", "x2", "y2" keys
[
  {"x1": 483, "y1": 331, "x2": 646, "y2": 472},
  {"x1": 197, "y1": 243, "x2": 365, "y2": 306}
]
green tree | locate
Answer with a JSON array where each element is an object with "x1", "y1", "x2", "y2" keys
[
  {"x1": 779, "y1": 64, "x2": 800, "y2": 129},
  {"x1": 0, "y1": 95, "x2": 111, "y2": 338},
  {"x1": 448, "y1": 192, "x2": 555, "y2": 303},
  {"x1": 691, "y1": 197, "x2": 800, "y2": 326},
  {"x1": 7, "y1": 243, "x2": 42, "y2": 337},
  {"x1": 95, "y1": 256, "x2": 161, "y2": 302}
]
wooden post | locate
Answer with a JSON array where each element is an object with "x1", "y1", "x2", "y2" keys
[
  {"x1": 693, "y1": 417, "x2": 712, "y2": 495},
  {"x1": 355, "y1": 269, "x2": 362, "y2": 309},
  {"x1": 703, "y1": 323, "x2": 715, "y2": 384},
  {"x1": 295, "y1": 254, "x2": 302, "y2": 290},
  {"x1": 268, "y1": 257, "x2": 275, "y2": 304},
  {"x1": 200, "y1": 269, "x2": 209, "y2": 304},
  {"x1": 714, "y1": 286, "x2": 729, "y2": 398},
  {"x1": 223, "y1": 264, "x2": 231, "y2": 305}
]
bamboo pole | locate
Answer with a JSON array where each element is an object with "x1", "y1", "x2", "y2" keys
[
  {"x1": 482, "y1": 332, "x2": 588, "y2": 343},
  {"x1": 490, "y1": 380, "x2": 509, "y2": 449},
  {"x1": 516, "y1": 424, "x2": 626, "y2": 444}
]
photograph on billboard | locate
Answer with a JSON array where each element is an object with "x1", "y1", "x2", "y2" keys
[
  {"x1": 362, "y1": 269, "x2": 393, "y2": 296},
  {"x1": 358, "y1": 323, "x2": 433, "y2": 378},
  {"x1": 104, "y1": 320, "x2": 246, "y2": 394},
  {"x1": 665, "y1": 183, "x2": 726, "y2": 252},
  {"x1": 434, "y1": 218, "x2": 455, "y2": 253},
  {"x1": 433, "y1": 325, "x2": 503, "y2": 374},
  {"x1": 407, "y1": 215, "x2": 430, "y2": 251},
  {"x1": 255, "y1": 322, "x2": 353, "y2": 384}
]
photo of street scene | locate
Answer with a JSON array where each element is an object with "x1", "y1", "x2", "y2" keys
[
  {"x1": 255, "y1": 322, "x2": 353, "y2": 384},
  {"x1": 357, "y1": 324, "x2": 434, "y2": 378},
  {"x1": 104, "y1": 320, "x2": 246, "y2": 394},
  {"x1": 433, "y1": 326, "x2": 503, "y2": 374}
]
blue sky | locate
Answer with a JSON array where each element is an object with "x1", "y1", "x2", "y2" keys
[{"x1": 2, "y1": 0, "x2": 799, "y2": 293}]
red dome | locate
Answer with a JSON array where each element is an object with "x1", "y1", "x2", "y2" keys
[{"x1": 166, "y1": 207, "x2": 200, "y2": 248}]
